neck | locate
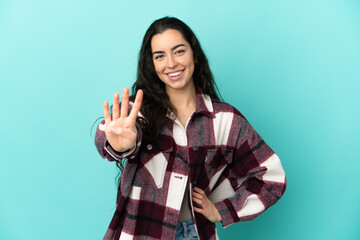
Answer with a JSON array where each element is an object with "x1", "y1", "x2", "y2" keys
[{"x1": 166, "y1": 83, "x2": 197, "y2": 112}]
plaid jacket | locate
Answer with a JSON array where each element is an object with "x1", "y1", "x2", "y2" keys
[{"x1": 95, "y1": 92, "x2": 286, "y2": 240}]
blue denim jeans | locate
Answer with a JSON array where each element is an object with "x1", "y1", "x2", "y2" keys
[{"x1": 175, "y1": 219, "x2": 199, "y2": 240}]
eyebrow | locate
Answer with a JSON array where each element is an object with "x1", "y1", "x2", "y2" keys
[{"x1": 152, "y1": 44, "x2": 186, "y2": 55}]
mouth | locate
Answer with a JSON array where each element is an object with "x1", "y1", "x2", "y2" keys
[{"x1": 166, "y1": 70, "x2": 184, "y2": 81}]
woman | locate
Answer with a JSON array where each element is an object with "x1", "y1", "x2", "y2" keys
[{"x1": 95, "y1": 16, "x2": 286, "y2": 240}]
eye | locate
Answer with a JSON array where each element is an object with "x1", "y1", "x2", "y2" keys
[
  {"x1": 154, "y1": 54, "x2": 165, "y2": 60},
  {"x1": 175, "y1": 49, "x2": 185, "y2": 54}
]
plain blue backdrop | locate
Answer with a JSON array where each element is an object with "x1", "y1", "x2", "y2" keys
[{"x1": 1, "y1": 0, "x2": 359, "y2": 239}]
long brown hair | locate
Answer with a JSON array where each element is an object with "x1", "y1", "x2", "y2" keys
[{"x1": 132, "y1": 16, "x2": 222, "y2": 142}]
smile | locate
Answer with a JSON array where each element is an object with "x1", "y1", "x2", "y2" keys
[{"x1": 167, "y1": 70, "x2": 183, "y2": 77}]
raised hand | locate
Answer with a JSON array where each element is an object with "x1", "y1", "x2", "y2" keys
[
  {"x1": 192, "y1": 187, "x2": 222, "y2": 223},
  {"x1": 103, "y1": 87, "x2": 143, "y2": 152}
]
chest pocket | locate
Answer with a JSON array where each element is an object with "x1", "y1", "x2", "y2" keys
[
  {"x1": 134, "y1": 142, "x2": 173, "y2": 189},
  {"x1": 205, "y1": 148, "x2": 233, "y2": 172},
  {"x1": 194, "y1": 147, "x2": 233, "y2": 191}
]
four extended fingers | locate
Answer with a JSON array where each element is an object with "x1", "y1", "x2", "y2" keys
[{"x1": 103, "y1": 88, "x2": 143, "y2": 125}]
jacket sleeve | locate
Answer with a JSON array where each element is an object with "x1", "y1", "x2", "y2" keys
[
  {"x1": 94, "y1": 119, "x2": 143, "y2": 163},
  {"x1": 211, "y1": 119, "x2": 286, "y2": 227}
]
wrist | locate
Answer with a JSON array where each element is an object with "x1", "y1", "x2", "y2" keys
[
  {"x1": 107, "y1": 141, "x2": 132, "y2": 153},
  {"x1": 212, "y1": 203, "x2": 222, "y2": 222}
]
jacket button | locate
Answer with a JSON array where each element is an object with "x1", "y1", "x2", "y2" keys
[
  {"x1": 146, "y1": 144, "x2": 153, "y2": 150},
  {"x1": 193, "y1": 146, "x2": 199, "y2": 151}
]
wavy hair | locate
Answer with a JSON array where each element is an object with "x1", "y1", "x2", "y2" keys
[{"x1": 131, "y1": 16, "x2": 222, "y2": 142}]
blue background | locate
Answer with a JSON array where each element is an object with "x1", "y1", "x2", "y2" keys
[{"x1": 1, "y1": 0, "x2": 359, "y2": 239}]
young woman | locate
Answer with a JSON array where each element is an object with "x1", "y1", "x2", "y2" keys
[{"x1": 95, "y1": 16, "x2": 286, "y2": 240}]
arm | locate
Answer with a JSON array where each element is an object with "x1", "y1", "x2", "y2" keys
[{"x1": 211, "y1": 123, "x2": 286, "y2": 227}]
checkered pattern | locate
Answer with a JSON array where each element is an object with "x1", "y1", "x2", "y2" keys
[{"x1": 95, "y1": 91, "x2": 286, "y2": 240}]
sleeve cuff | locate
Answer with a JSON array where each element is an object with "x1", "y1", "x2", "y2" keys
[
  {"x1": 104, "y1": 142, "x2": 137, "y2": 161},
  {"x1": 214, "y1": 199, "x2": 239, "y2": 228}
]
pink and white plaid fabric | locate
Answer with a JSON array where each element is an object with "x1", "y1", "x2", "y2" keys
[{"x1": 95, "y1": 91, "x2": 286, "y2": 240}]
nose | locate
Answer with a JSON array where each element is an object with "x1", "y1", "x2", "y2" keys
[{"x1": 167, "y1": 55, "x2": 177, "y2": 69}]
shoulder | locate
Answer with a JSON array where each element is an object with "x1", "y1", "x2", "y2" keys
[
  {"x1": 209, "y1": 99, "x2": 255, "y2": 147},
  {"x1": 211, "y1": 100, "x2": 247, "y2": 121}
]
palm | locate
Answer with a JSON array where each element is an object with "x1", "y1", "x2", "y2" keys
[{"x1": 103, "y1": 87, "x2": 143, "y2": 152}]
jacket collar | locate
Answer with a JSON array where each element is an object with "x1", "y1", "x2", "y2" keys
[
  {"x1": 166, "y1": 89, "x2": 215, "y2": 120},
  {"x1": 194, "y1": 89, "x2": 215, "y2": 118}
]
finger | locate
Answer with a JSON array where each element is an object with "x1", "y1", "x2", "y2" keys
[
  {"x1": 128, "y1": 89, "x2": 143, "y2": 122},
  {"x1": 192, "y1": 191, "x2": 204, "y2": 200},
  {"x1": 192, "y1": 196, "x2": 203, "y2": 206},
  {"x1": 103, "y1": 101, "x2": 111, "y2": 125},
  {"x1": 121, "y1": 87, "x2": 129, "y2": 118},
  {"x1": 112, "y1": 92, "x2": 120, "y2": 120},
  {"x1": 193, "y1": 187, "x2": 205, "y2": 195},
  {"x1": 193, "y1": 206, "x2": 203, "y2": 214}
]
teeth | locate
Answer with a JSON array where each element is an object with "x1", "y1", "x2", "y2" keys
[{"x1": 168, "y1": 71, "x2": 182, "y2": 77}]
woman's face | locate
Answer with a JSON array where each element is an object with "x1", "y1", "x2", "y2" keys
[{"x1": 151, "y1": 29, "x2": 195, "y2": 93}]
